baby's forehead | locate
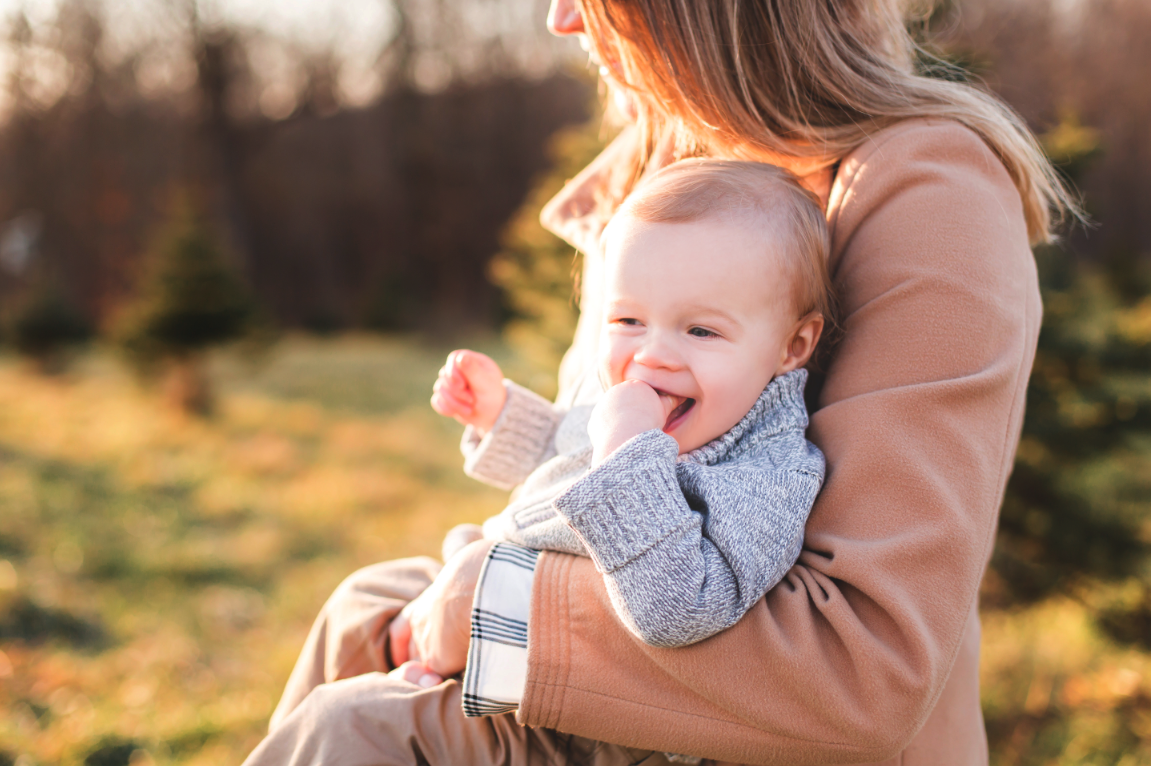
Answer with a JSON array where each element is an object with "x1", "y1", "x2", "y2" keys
[
  {"x1": 602, "y1": 160, "x2": 829, "y2": 323},
  {"x1": 603, "y1": 213, "x2": 798, "y2": 309},
  {"x1": 605, "y1": 210, "x2": 792, "y2": 275}
]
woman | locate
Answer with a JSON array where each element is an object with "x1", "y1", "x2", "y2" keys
[{"x1": 244, "y1": 0, "x2": 1073, "y2": 763}]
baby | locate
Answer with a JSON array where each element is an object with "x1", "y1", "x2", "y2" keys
[{"x1": 434, "y1": 158, "x2": 831, "y2": 649}]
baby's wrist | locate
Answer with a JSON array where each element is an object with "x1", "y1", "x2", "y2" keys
[
  {"x1": 469, "y1": 387, "x2": 507, "y2": 436},
  {"x1": 591, "y1": 425, "x2": 648, "y2": 466}
]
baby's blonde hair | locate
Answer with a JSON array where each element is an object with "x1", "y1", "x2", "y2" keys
[{"x1": 615, "y1": 159, "x2": 833, "y2": 325}]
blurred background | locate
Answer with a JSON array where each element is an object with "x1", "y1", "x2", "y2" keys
[{"x1": 0, "y1": 0, "x2": 1148, "y2": 763}]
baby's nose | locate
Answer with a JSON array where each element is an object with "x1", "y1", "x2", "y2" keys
[{"x1": 633, "y1": 334, "x2": 684, "y2": 370}]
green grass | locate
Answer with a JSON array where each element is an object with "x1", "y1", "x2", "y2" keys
[
  {"x1": 0, "y1": 334, "x2": 1148, "y2": 764},
  {"x1": 0, "y1": 335, "x2": 511, "y2": 765}
]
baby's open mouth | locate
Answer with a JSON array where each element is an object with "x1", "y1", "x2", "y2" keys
[{"x1": 659, "y1": 393, "x2": 696, "y2": 431}]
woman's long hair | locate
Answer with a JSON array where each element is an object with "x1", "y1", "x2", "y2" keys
[{"x1": 578, "y1": 0, "x2": 1077, "y2": 244}]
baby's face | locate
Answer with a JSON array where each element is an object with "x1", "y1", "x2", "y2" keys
[{"x1": 599, "y1": 212, "x2": 801, "y2": 454}]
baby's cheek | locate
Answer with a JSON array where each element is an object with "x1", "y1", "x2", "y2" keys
[
  {"x1": 598, "y1": 340, "x2": 629, "y2": 388},
  {"x1": 694, "y1": 371, "x2": 764, "y2": 443}
]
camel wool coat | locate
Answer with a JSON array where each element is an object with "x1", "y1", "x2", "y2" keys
[{"x1": 518, "y1": 117, "x2": 1041, "y2": 765}]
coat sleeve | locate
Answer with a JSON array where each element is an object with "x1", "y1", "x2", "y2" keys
[
  {"x1": 517, "y1": 120, "x2": 1042, "y2": 763},
  {"x1": 461, "y1": 381, "x2": 564, "y2": 491},
  {"x1": 553, "y1": 430, "x2": 820, "y2": 648}
]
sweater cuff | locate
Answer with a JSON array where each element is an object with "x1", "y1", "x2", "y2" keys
[
  {"x1": 553, "y1": 429, "x2": 688, "y2": 573},
  {"x1": 461, "y1": 381, "x2": 563, "y2": 490}
]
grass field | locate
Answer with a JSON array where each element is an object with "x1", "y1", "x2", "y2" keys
[
  {"x1": 0, "y1": 336, "x2": 513, "y2": 765},
  {"x1": 0, "y1": 335, "x2": 1148, "y2": 765}
]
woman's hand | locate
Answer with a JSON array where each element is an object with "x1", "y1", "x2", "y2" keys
[
  {"x1": 431, "y1": 350, "x2": 507, "y2": 435},
  {"x1": 441, "y1": 522, "x2": 485, "y2": 562},
  {"x1": 387, "y1": 539, "x2": 494, "y2": 679},
  {"x1": 388, "y1": 660, "x2": 446, "y2": 689}
]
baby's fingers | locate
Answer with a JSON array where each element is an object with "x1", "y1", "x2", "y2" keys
[
  {"x1": 453, "y1": 350, "x2": 503, "y2": 390},
  {"x1": 436, "y1": 363, "x2": 475, "y2": 400},
  {"x1": 431, "y1": 386, "x2": 473, "y2": 419},
  {"x1": 656, "y1": 391, "x2": 678, "y2": 420}
]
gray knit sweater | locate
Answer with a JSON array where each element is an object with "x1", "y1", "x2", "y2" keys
[{"x1": 461, "y1": 368, "x2": 824, "y2": 648}]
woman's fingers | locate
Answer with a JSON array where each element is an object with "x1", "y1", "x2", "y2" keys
[
  {"x1": 442, "y1": 523, "x2": 485, "y2": 562},
  {"x1": 387, "y1": 607, "x2": 412, "y2": 667},
  {"x1": 408, "y1": 635, "x2": 420, "y2": 666},
  {"x1": 390, "y1": 661, "x2": 444, "y2": 689},
  {"x1": 402, "y1": 540, "x2": 493, "y2": 678}
]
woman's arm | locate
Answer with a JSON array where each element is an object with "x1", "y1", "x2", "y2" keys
[{"x1": 517, "y1": 119, "x2": 1042, "y2": 763}]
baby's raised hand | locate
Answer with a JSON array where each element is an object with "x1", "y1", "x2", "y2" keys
[
  {"x1": 431, "y1": 350, "x2": 507, "y2": 434},
  {"x1": 588, "y1": 379, "x2": 677, "y2": 466}
]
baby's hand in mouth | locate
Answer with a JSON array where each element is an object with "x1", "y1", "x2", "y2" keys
[
  {"x1": 657, "y1": 391, "x2": 696, "y2": 430},
  {"x1": 656, "y1": 390, "x2": 684, "y2": 419},
  {"x1": 588, "y1": 381, "x2": 697, "y2": 465},
  {"x1": 589, "y1": 379, "x2": 675, "y2": 466}
]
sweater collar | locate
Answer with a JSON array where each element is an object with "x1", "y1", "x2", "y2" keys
[{"x1": 681, "y1": 368, "x2": 810, "y2": 466}]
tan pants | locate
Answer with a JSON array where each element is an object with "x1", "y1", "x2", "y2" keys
[{"x1": 242, "y1": 557, "x2": 678, "y2": 766}]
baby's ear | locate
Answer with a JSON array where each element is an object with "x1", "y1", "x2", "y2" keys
[{"x1": 778, "y1": 313, "x2": 824, "y2": 373}]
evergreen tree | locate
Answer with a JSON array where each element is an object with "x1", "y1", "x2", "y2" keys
[
  {"x1": 117, "y1": 203, "x2": 257, "y2": 414},
  {"x1": 989, "y1": 113, "x2": 1151, "y2": 649},
  {"x1": 993, "y1": 247, "x2": 1151, "y2": 607},
  {"x1": 6, "y1": 281, "x2": 92, "y2": 374}
]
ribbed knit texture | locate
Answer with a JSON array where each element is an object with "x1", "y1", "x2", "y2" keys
[
  {"x1": 462, "y1": 381, "x2": 565, "y2": 491},
  {"x1": 470, "y1": 369, "x2": 825, "y2": 647}
]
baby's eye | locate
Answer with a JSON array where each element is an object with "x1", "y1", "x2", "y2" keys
[
  {"x1": 687, "y1": 326, "x2": 718, "y2": 338},
  {"x1": 614, "y1": 317, "x2": 641, "y2": 326}
]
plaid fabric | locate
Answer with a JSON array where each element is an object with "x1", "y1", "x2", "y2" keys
[{"x1": 462, "y1": 543, "x2": 538, "y2": 717}]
